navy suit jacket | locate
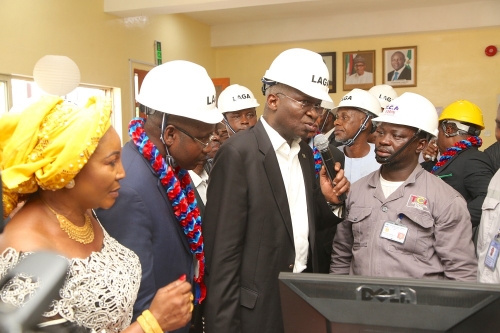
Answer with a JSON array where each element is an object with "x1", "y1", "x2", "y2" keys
[{"x1": 96, "y1": 142, "x2": 193, "y2": 333}]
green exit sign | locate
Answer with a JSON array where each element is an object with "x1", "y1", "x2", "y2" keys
[{"x1": 155, "y1": 40, "x2": 162, "y2": 65}]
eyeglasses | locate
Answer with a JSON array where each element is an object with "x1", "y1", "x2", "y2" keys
[
  {"x1": 276, "y1": 93, "x2": 325, "y2": 116},
  {"x1": 173, "y1": 125, "x2": 216, "y2": 149}
]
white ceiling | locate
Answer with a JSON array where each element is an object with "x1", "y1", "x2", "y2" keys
[
  {"x1": 104, "y1": 0, "x2": 500, "y2": 47},
  {"x1": 104, "y1": 0, "x2": 486, "y2": 24},
  {"x1": 182, "y1": 0, "x2": 489, "y2": 26}
]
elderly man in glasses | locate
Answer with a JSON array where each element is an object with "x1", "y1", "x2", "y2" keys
[
  {"x1": 96, "y1": 61, "x2": 222, "y2": 333},
  {"x1": 203, "y1": 48, "x2": 349, "y2": 333}
]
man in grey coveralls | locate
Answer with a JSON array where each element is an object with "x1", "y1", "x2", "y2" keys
[{"x1": 328, "y1": 92, "x2": 477, "y2": 281}]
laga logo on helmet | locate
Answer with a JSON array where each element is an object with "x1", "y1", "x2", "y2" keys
[
  {"x1": 379, "y1": 95, "x2": 392, "y2": 103},
  {"x1": 232, "y1": 94, "x2": 251, "y2": 101},
  {"x1": 207, "y1": 95, "x2": 216, "y2": 105},
  {"x1": 311, "y1": 75, "x2": 329, "y2": 87}
]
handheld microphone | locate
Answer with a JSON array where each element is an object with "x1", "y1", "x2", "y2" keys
[{"x1": 314, "y1": 134, "x2": 347, "y2": 202}]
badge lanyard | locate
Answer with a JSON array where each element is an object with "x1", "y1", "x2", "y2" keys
[
  {"x1": 485, "y1": 228, "x2": 500, "y2": 271},
  {"x1": 380, "y1": 214, "x2": 408, "y2": 244}
]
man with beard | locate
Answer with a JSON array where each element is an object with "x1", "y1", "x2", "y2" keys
[
  {"x1": 329, "y1": 92, "x2": 477, "y2": 281},
  {"x1": 345, "y1": 55, "x2": 373, "y2": 85}
]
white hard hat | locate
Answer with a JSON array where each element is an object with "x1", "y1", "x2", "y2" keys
[
  {"x1": 332, "y1": 88, "x2": 382, "y2": 117},
  {"x1": 372, "y1": 92, "x2": 438, "y2": 137},
  {"x1": 262, "y1": 48, "x2": 333, "y2": 103},
  {"x1": 321, "y1": 99, "x2": 335, "y2": 110},
  {"x1": 368, "y1": 84, "x2": 398, "y2": 108},
  {"x1": 136, "y1": 60, "x2": 223, "y2": 124},
  {"x1": 218, "y1": 84, "x2": 260, "y2": 113}
]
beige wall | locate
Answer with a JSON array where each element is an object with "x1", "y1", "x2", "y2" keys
[
  {"x1": 215, "y1": 26, "x2": 500, "y2": 148},
  {"x1": 1, "y1": 1, "x2": 499, "y2": 147},
  {"x1": 0, "y1": 0, "x2": 215, "y2": 139}
]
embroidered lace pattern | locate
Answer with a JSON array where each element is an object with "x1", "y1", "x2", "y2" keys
[{"x1": 0, "y1": 228, "x2": 141, "y2": 333}]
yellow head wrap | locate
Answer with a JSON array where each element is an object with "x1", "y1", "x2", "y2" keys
[{"x1": 1, "y1": 95, "x2": 112, "y2": 218}]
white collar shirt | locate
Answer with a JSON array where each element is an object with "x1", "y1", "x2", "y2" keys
[
  {"x1": 324, "y1": 127, "x2": 335, "y2": 140},
  {"x1": 188, "y1": 169, "x2": 209, "y2": 205},
  {"x1": 261, "y1": 117, "x2": 309, "y2": 273}
]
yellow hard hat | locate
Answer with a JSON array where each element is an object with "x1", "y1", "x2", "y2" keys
[{"x1": 439, "y1": 100, "x2": 485, "y2": 129}]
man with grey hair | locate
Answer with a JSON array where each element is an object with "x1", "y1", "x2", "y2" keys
[{"x1": 345, "y1": 55, "x2": 373, "y2": 85}]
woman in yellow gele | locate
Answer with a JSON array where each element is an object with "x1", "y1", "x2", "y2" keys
[{"x1": 0, "y1": 96, "x2": 193, "y2": 333}]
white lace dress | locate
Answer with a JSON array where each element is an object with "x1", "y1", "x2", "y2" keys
[{"x1": 0, "y1": 227, "x2": 142, "y2": 333}]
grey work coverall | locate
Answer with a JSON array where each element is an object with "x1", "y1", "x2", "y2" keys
[{"x1": 331, "y1": 165, "x2": 477, "y2": 281}]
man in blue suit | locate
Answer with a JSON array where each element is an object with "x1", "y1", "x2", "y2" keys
[
  {"x1": 96, "y1": 60, "x2": 222, "y2": 333},
  {"x1": 387, "y1": 51, "x2": 411, "y2": 81}
]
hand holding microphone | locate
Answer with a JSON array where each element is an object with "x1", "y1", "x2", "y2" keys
[{"x1": 314, "y1": 134, "x2": 349, "y2": 204}]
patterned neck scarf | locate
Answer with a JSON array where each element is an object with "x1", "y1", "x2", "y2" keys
[
  {"x1": 129, "y1": 118, "x2": 205, "y2": 304},
  {"x1": 431, "y1": 136, "x2": 482, "y2": 174}
]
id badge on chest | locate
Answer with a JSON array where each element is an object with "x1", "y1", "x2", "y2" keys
[
  {"x1": 485, "y1": 233, "x2": 500, "y2": 271},
  {"x1": 380, "y1": 214, "x2": 408, "y2": 244}
]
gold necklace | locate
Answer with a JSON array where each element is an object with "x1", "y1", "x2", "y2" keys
[{"x1": 43, "y1": 201, "x2": 94, "y2": 244}]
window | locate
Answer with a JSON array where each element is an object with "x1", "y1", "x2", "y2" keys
[
  {"x1": 0, "y1": 80, "x2": 7, "y2": 115},
  {"x1": 11, "y1": 78, "x2": 106, "y2": 108},
  {"x1": 1, "y1": 76, "x2": 123, "y2": 142}
]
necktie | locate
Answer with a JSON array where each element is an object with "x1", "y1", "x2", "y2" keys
[{"x1": 393, "y1": 71, "x2": 399, "y2": 80}]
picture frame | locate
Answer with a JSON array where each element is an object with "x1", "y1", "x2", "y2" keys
[
  {"x1": 342, "y1": 50, "x2": 375, "y2": 91},
  {"x1": 319, "y1": 52, "x2": 336, "y2": 93},
  {"x1": 382, "y1": 46, "x2": 417, "y2": 87}
]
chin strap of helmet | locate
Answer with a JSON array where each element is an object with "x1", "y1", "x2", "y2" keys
[
  {"x1": 341, "y1": 113, "x2": 372, "y2": 147},
  {"x1": 159, "y1": 113, "x2": 177, "y2": 167},
  {"x1": 376, "y1": 129, "x2": 421, "y2": 165},
  {"x1": 320, "y1": 110, "x2": 333, "y2": 133},
  {"x1": 222, "y1": 115, "x2": 237, "y2": 137}
]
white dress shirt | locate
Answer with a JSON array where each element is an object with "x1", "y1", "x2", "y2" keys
[
  {"x1": 261, "y1": 117, "x2": 309, "y2": 273},
  {"x1": 188, "y1": 169, "x2": 209, "y2": 204},
  {"x1": 336, "y1": 143, "x2": 380, "y2": 184},
  {"x1": 345, "y1": 72, "x2": 373, "y2": 84}
]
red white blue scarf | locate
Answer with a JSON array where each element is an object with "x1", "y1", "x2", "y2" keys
[{"x1": 129, "y1": 118, "x2": 206, "y2": 304}]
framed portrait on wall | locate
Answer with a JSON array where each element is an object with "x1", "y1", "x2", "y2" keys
[
  {"x1": 319, "y1": 52, "x2": 336, "y2": 93},
  {"x1": 383, "y1": 46, "x2": 417, "y2": 87},
  {"x1": 342, "y1": 50, "x2": 375, "y2": 91}
]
